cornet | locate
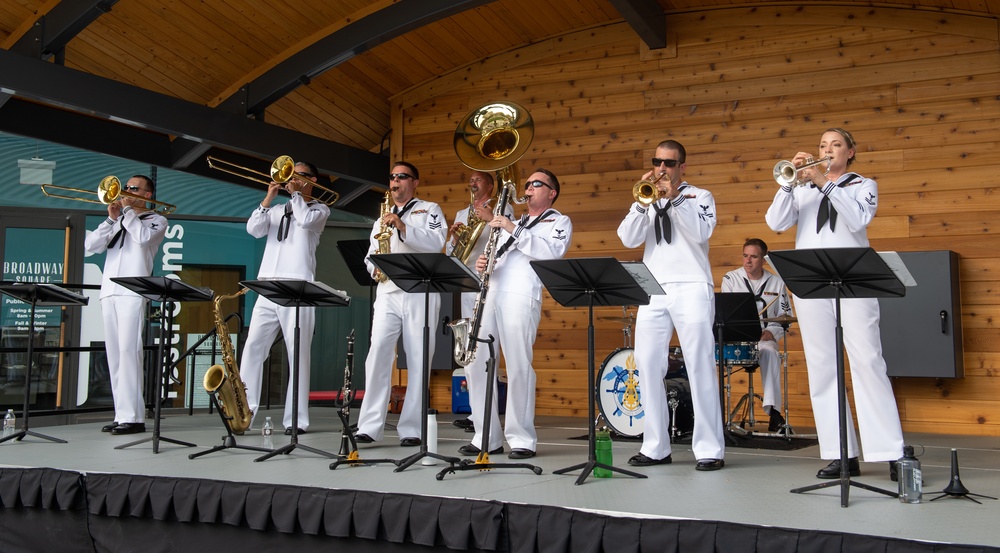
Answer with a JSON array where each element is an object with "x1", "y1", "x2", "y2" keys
[
  {"x1": 773, "y1": 156, "x2": 831, "y2": 187},
  {"x1": 633, "y1": 172, "x2": 667, "y2": 206}
]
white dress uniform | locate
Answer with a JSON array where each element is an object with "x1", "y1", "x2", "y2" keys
[
  {"x1": 84, "y1": 206, "x2": 168, "y2": 425},
  {"x1": 721, "y1": 267, "x2": 792, "y2": 414},
  {"x1": 765, "y1": 173, "x2": 904, "y2": 462},
  {"x1": 617, "y1": 183, "x2": 725, "y2": 462},
  {"x1": 240, "y1": 192, "x2": 330, "y2": 432},
  {"x1": 446, "y1": 203, "x2": 513, "y2": 438},
  {"x1": 356, "y1": 198, "x2": 447, "y2": 441},
  {"x1": 463, "y1": 208, "x2": 572, "y2": 451}
]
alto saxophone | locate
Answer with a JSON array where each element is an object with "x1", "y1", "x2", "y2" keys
[
  {"x1": 372, "y1": 190, "x2": 393, "y2": 283},
  {"x1": 202, "y1": 288, "x2": 252, "y2": 434},
  {"x1": 449, "y1": 178, "x2": 526, "y2": 366}
]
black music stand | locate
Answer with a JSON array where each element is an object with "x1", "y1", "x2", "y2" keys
[
  {"x1": 714, "y1": 292, "x2": 764, "y2": 442},
  {"x1": 369, "y1": 252, "x2": 478, "y2": 472},
  {"x1": 0, "y1": 283, "x2": 87, "y2": 445},
  {"x1": 241, "y1": 279, "x2": 350, "y2": 462},
  {"x1": 111, "y1": 276, "x2": 211, "y2": 453},
  {"x1": 533, "y1": 257, "x2": 653, "y2": 485},
  {"x1": 338, "y1": 239, "x2": 377, "y2": 311},
  {"x1": 769, "y1": 247, "x2": 906, "y2": 507}
]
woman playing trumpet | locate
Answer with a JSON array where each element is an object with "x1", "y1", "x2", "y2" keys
[{"x1": 765, "y1": 128, "x2": 904, "y2": 481}]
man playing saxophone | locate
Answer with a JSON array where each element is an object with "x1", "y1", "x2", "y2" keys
[
  {"x1": 457, "y1": 169, "x2": 572, "y2": 459},
  {"x1": 355, "y1": 161, "x2": 448, "y2": 447},
  {"x1": 446, "y1": 170, "x2": 512, "y2": 433},
  {"x1": 240, "y1": 160, "x2": 329, "y2": 435}
]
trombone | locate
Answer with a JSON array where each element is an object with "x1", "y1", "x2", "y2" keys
[
  {"x1": 206, "y1": 155, "x2": 340, "y2": 206},
  {"x1": 40, "y1": 176, "x2": 176, "y2": 215}
]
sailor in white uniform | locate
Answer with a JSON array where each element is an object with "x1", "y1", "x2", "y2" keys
[
  {"x1": 617, "y1": 140, "x2": 725, "y2": 471},
  {"x1": 765, "y1": 127, "x2": 904, "y2": 480}
]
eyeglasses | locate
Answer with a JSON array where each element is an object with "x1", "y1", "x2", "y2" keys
[
  {"x1": 524, "y1": 180, "x2": 552, "y2": 190},
  {"x1": 389, "y1": 173, "x2": 414, "y2": 181},
  {"x1": 651, "y1": 158, "x2": 680, "y2": 168},
  {"x1": 295, "y1": 171, "x2": 316, "y2": 179},
  {"x1": 123, "y1": 185, "x2": 144, "y2": 192}
]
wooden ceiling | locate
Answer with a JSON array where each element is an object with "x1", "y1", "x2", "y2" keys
[{"x1": 0, "y1": 0, "x2": 996, "y2": 213}]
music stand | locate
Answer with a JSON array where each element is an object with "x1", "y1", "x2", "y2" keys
[
  {"x1": 532, "y1": 257, "x2": 654, "y2": 485},
  {"x1": 769, "y1": 247, "x2": 906, "y2": 507},
  {"x1": 368, "y1": 252, "x2": 478, "y2": 472},
  {"x1": 714, "y1": 292, "x2": 764, "y2": 441},
  {"x1": 240, "y1": 279, "x2": 350, "y2": 462},
  {"x1": 111, "y1": 276, "x2": 211, "y2": 453},
  {"x1": 0, "y1": 283, "x2": 87, "y2": 444}
]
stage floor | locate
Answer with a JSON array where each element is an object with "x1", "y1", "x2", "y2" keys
[{"x1": 3, "y1": 408, "x2": 999, "y2": 549}]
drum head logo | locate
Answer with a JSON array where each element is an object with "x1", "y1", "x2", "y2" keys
[{"x1": 599, "y1": 351, "x2": 643, "y2": 435}]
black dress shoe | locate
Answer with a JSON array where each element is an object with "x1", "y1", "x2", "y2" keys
[
  {"x1": 889, "y1": 460, "x2": 898, "y2": 482},
  {"x1": 458, "y1": 444, "x2": 503, "y2": 456},
  {"x1": 627, "y1": 453, "x2": 672, "y2": 467},
  {"x1": 284, "y1": 427, "x2": 307, "y2": 435},
  {"x1": 508, "y1": 448, "x2": 535, "y2": 459},
  {"x1": 768, "y1": 409, "x2": 786, "y2": 432},
  {"x1": 354, "y1": 433, "x2": 375, "y2": 443},
  {"x1": 695, "y1": 458, "x2": 725, "y2": 471},
  {"x1": 816, "y1": 457, "x2": 860, "y2": 479},
  {"x1": 453, "y1": 418, "x2": 474, "y2": 429},
  {"x1": 400, "y1": 437, "x2": 421, "y2": 447},
  {"x1": 110, "y1": 423, "x2": 146, "y2": 435},
  {"x1": 101, "y1": 422, "x2": 118, "y2": 433}
]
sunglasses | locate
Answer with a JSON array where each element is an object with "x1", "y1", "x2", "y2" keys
[
  {"x1": 651, "y1": 158, "x2": 680, "y2": 168},
  {"x1": 295, "y1": 171, "x2": 316, "y2": 179},
  {"x1": 123, "y1": 185, "x2": 144, "y2": 192},
  {"x1": 389, "y1": 173, "x2": 414, "y2": 181},
  {"x1": 524, "y1": 179, "x2": 552, "y2": 190}
]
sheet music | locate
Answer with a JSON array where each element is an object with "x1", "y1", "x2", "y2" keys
[
  {"x1": 621, "y1": 262, "x2": 666, "y2": 295},
  {"x1": 310, "y1": 280, "x2": 351, "y2": 302},
  {"x1": 877, "y1": 251, "x2": 918, "y2": 287}
]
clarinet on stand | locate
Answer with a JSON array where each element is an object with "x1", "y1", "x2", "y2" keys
[{"x1": 337, "y1": 330, "x2": 357, "y2": 458}]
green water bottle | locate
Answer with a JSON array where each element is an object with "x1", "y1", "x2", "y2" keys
[{"x1": 594, "y1": 427, "x2": 613, "y2": 478}]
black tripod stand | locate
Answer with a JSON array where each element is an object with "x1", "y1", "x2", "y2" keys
[
  {"x1": 112, "y1": 276, "x2": 212, "y2": 453},
  {"x1": 437, "y1": 336, "x2": 543, "y2": 480},
  {"x1": 713, "y1": 292, "x2": 764, "y2": 444},
  {"x1": 369, "y1": 252, "x2": 478, "y2": 472},
  {"x1": 241, "y1": 279, "x2": 349, "y2": 462},
  {"x1": 0, "y1": 283, "x2": 88, "y2": 445},
  {"x1": 770, "y1": 247, "x2": 908, "y2": 507},
  {"x1": 534, "y1": 257, "x2": 655, "y2": 485}
]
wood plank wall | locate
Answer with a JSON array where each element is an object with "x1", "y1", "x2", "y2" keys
[{"x1": 391, "y1": 5, "x2": 1000, "y2": 437}]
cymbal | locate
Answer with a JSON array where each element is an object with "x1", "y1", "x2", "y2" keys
[
  {"x1": 597, "y1": 316, "x2": 634, "y2": 324},
  {"x1": 761, "y1": 315, "x2": 797, "y2": 324}
]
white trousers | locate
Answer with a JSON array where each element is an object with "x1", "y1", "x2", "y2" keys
[
  {"x1": 355, "y1": 288, "x2": 440, "y2": 441},
  {"x1": 463, "y1": 290, "x2": 541, "y2": 451},
  {"x1": 101, "y1": 296, "x2": 147, "y2": 424},
  {"x1": 756, "y1": 339, "x2": 781, "y2": 413},
  {"x1": 240, "y1": 295, "x2": 316, "y2": 431},
  {"x1": 634, "y1": 283, "x2": 724, "y2": 461},
  {"x1": 793, "y1": 295, "x2": 904, "y2": 462}
]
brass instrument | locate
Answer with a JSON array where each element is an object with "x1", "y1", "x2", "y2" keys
[
  {"x1": 206, "y1": 154, "x2": 340, "y2": 206},
  {"x1": 633, "y1": 172, "x2": 667, "y2": 206},
  {"x1": 450, "y1": 183, "x2": 496, "y2": 265},
  {"x1": 773, "y1": 155, "x2": 831, "y2": 187},
  {"x1": 372, "y1": 190, "x2": 393, "y2": 283},
  {"x1": 449, "y1": 101, "x2": 533, "y2": 366},
  {"x1": 40, "y1": 176, "x2": 177, "y2": 215},
  {"x1": 202, "y1": 288, "x2": 252, "y2": 434}
]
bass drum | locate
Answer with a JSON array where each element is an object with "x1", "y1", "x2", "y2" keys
[{"x1": 596, "y1": 347, "x2": 691, "y2": 438}]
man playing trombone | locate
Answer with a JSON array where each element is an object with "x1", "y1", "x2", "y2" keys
[
  {"x1": 240, "y1": 160, "x2": 330, "y2": 435},
  {"x1": 84, "y1": 175, "x2": 167, "y2": 436}
]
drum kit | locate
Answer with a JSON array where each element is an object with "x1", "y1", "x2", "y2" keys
[{"x1": 595, "y1": 308, "x2": 803, "y2": 441}]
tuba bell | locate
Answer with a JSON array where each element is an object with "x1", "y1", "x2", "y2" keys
[{"x1": 449, "y1": 101, "x2": 533, "y2": 366}]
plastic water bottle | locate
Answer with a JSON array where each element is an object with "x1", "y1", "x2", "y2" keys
[
  {"x1": 3, "y1": 409, "x2": 15, "y2": 438},
  {"x1": 897, "y1": 445, "x2": 922, "y2": 503},
  {"x1": 593, "y1": 427, "x2": 613, "y2": 478},
  {"x1": 261, "y1": 416, "x2": 274, "y2": 449},
  {"x1": 422, "y1": 409, "x2": 438, "y2": 466}
]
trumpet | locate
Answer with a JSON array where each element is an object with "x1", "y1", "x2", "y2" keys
[
  {"x1": 40, "y1": 176, "x2": 176, "y2": 215},
  {"x1": 206, "y1": 155, "x2": 339, "y2": 206},
  {"x1": 633, "y1": 172, "x2": 667, "y2": 206},
  {"x1": 773, "y1": 156, "x2": 831, "y2": 187}
]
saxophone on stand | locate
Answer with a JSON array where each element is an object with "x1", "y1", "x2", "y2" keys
[{"x1": 202, "y1": 288, "x2": 252, "y2": 434}]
